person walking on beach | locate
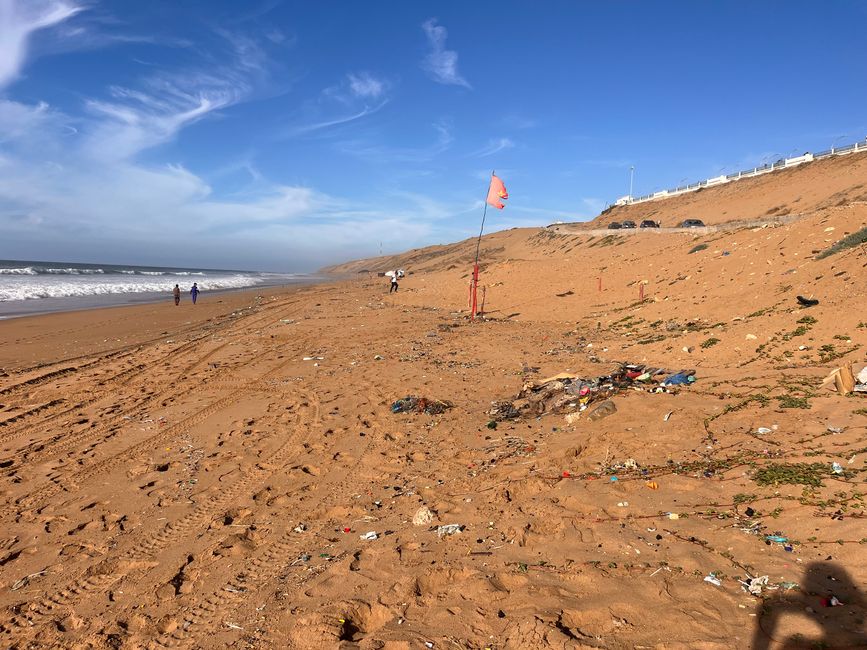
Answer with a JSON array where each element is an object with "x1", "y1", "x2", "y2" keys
[
  {"x1": 190, "y1": 282, "x2": 199, "y2": 304},
  {"x1": 389, "y1": 271, "x2": 399, "y2": 293},
  {"x1": 173, "y1": 284, "x2": 181, "y2": 306}
]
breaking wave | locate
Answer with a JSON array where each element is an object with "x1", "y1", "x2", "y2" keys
[
  {"x1": 0, "y1": 261, "x2": 307, "y2": 303},
  {"x1": 0, "y1": 273, "x2": 270, "y2": 302}
]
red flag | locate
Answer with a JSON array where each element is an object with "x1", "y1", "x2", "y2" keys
[{"x1": 486, "y1": 173, "x2": 508, "y2": 209}]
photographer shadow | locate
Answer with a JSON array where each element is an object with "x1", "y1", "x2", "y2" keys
[{"x1": 752, "y1": 561, "x2": 866, "y2": 649}]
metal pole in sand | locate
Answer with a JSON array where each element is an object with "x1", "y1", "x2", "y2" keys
[{"x1": 471, "y1": 172, "x2": 493, "y2": 321}]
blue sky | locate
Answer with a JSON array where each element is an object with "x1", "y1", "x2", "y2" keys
[{"x1": 1, "y1": 1, "x2": 866, "y2": 271}]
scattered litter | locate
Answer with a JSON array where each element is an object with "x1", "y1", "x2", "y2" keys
[
  {"x1": 224, "y1": 622, "x2": 244, "y2": 630},
  {"x1": 668, "y1": 513, "x2": 680, "y2": 520},
  {"x1": 827, "y1": 426, "x2": 844, "y2": 434},
  {"x1": 360, "y1": 531, "x2": 378, "y2": 541},
  {"x1": 663, "y1": 411, "x2": 673, "y2": 422},
  {"x1": 610, "y1": 475, "x2": 618, "y2": 482},
  {"x1": 765, "y1": 535, "x2": 788, "y2": 544},
  {"x1": 374, "y1": 355, "x2": 384, "y2": 360},
  {"x1": 10, "y1": 570, "x2": 47, "y2": 591},
  {"x1": 617, "y1": 501, "x2": 628, "y2": 507},
  {"x1": 822, "y1": 365, "x2": 856, "y2": 395},
  {"x1": 756, "y1": 427, "x2": 773, "y2": 435},
  {"x1": 646, "y1": 481, "x2": 659, "y2": 490},
  {"x1": 704, "y1": 573, "x2": 722, "y2": 587},
  {"x1": 391, "y1": 396, "x2": 453, "y2": 415},
  {"x1": 831, "y1": 462, "x2": 844, "y2": 475},
  {"x1": 436, "y1": 524, "x2": 464, "y2": 538},
  {"x1": 413, "y1": 506, "x2": 434, "y2": 526},
  {"x1": 661, "y1": 372, "x2": 697, "y2": 387},
  {"x1": 623, "y1": 459, "x2": 638, "y2": 470},
  {"x1": 302, "y1": 356, "x2": 324, "y2": 361},
  {"x1": 293, "y1": 523, "x2": 307, "y2": 533},
  {"x1": 796, "y1": 295, "x2": 819, "y2": 307},
  {"x1": 821, "y1": 596, "x2": 843, "y2": 607},
  {"x1": 739, "y1": 575, "x2": 770, "y2": 596}
]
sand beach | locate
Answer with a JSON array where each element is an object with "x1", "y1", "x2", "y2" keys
[{"x1": 1, "y1": 151, "x2": 866, "y2": 649}]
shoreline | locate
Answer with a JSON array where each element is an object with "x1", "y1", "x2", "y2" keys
[
  {"x1": 0, "y1": 279, "x2": 333, "y2": 369},
  {"x1": 0, "y1": 276, "x2": 324, "y2": 320}
]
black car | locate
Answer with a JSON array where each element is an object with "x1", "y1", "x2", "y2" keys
[
  {"x1": 621, "y1": 220, "x2": 636, "y2": 229},
  {"x1": 679, "y1": 219, "x2": 705, "y2": 228},
  {"x1": 640, "y1": 220, "x2": 659, "y2": 228},
  {"x1": 607, "y1": 222, "x2": 622, "y2": 229}
]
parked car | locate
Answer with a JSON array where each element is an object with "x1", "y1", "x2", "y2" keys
[
  {"x1": 678, "y1": 219, "x2": 705, "y2": 228},
  {"x1": 640, "y1": 220, "x2": 660, "y2": 228},
  {"x1": 607, "y1": 222, "x2": 622, "y2": 229},
  {"x1": 621, "y1": 220, "x2": 636, "y2": 229}
]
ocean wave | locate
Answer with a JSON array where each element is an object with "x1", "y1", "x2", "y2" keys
[
  {"x1": 46, "y1": 268, "x2": 105, "y2": 274},
  {"x1": 117, "y1": 270, "x2": 207, "y2": 276},
  {"x1": 0, "y1": 273, "x2": 268, "y2": 302},
  {"x1": 0, "y1": 267, "x2": 37, "y2": 275}
]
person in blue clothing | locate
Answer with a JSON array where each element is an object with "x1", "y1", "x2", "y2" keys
[{"x1": 190, "y1": 282, "x2": 199, "y2": 304}]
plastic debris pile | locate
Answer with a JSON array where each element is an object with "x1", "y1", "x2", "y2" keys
[
  {"x1": 489, "y1": 363, "x2": 697, "y2": 421},
  {"x1": 391, "y1": 396, "x2": 454, "y2": 415}
]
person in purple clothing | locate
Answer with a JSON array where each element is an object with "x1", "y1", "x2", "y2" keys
[{"x1": 190, "y1": 282, "x2": 199, "y2": 304}]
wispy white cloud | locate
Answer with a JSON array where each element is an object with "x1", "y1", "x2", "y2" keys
[
  {"x1": 421, "y1": 18, "x2": 470, "y2": 89},
  {"x1": 0, "y1": 6, "x2": 473, "y2": 270},
  {"x1": 286, "y1": 100, "x2": 389, "y2": 137},
  {"x1": 473, "y1": 137, "x2": 514, "y2": 158},
  {"x1": 287, "y1": 72, "x2": 391, "y2": 136},
  {"x1": 335, "y1": 119, "x2": 453, "y2": 164},
  {"x1": 347, "y1": 72, "x2": 386, "y2": 99},
  {"x1": 0, "y1": 0, "x2": 84, "y2": 90},
  {"x1": 0, "y1": 17, "x2": 403, "y2": 268}
]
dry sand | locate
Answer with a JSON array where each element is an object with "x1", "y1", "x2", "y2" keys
[{"x1": 1, "y1": 156, "x2": 866, "y2": 649}]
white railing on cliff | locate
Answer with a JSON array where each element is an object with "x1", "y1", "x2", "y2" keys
[{"x1": 613, "y1": 138, "x2": 867, "y2": 208}]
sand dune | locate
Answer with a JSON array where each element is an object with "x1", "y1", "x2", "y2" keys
[{"x1": 0, "y1": 157, "x2": 866, "y2": 648}]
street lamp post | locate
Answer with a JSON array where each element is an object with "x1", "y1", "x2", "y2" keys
[{"x1": 629, "y1": 166, "x2": 634, "y2": 202}]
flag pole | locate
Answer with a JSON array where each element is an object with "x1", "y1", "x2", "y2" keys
[{"x1": 471, "y1": 171, "x2": 494, "y2": 320}]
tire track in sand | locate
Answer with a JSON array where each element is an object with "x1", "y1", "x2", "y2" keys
[
  {"x1": 0, "y1": 300, "x2": 308, "y2": 490},
  {"x1": 0, "y1": 294, "x2": 304, "y2": 444},
  {"x1": 7, "y1": 389, "x2": 322, "y2": 635},
  {"x1": 147, "y1": 378, "x2": 384, "y2": 649}
]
